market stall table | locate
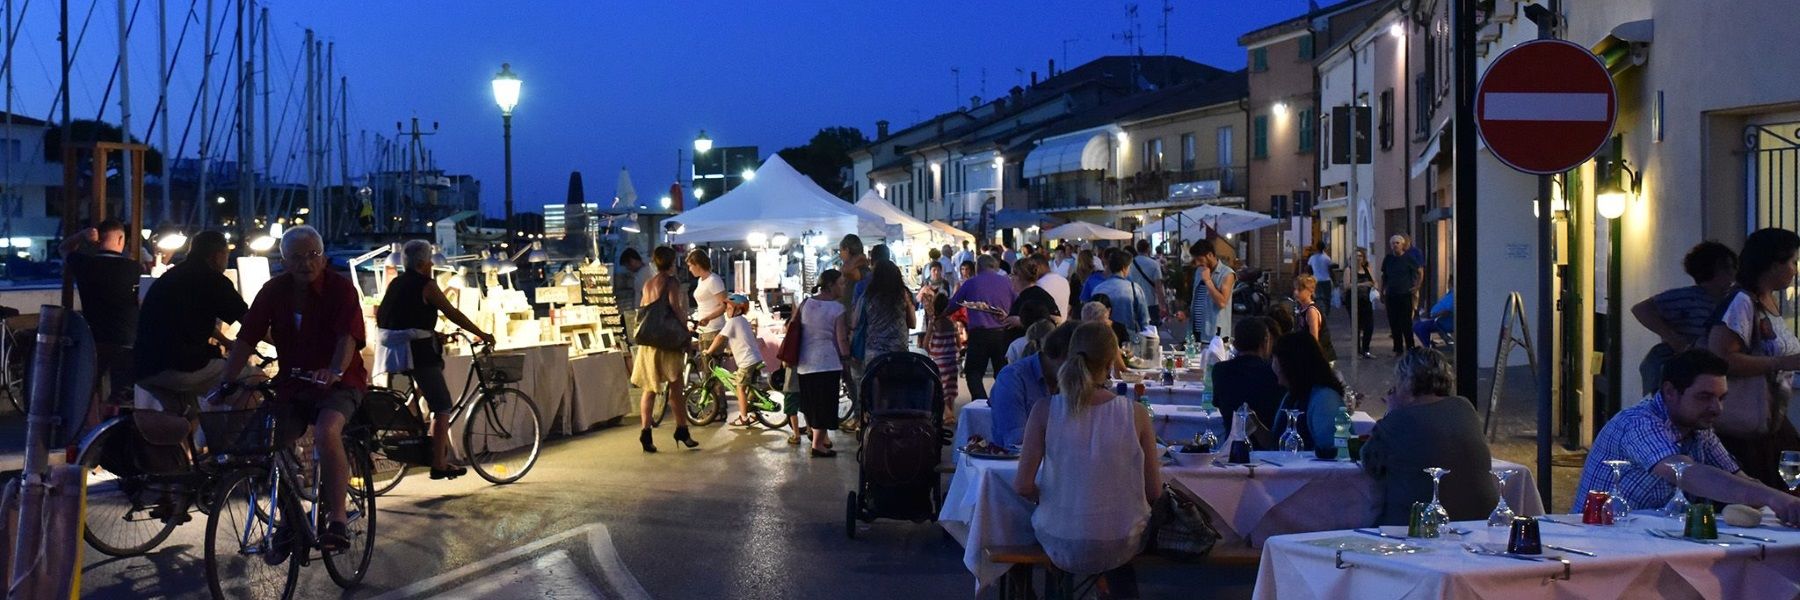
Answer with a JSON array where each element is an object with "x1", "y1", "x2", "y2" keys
[
  {"x1": 443, "y1": 342, "x2": 571, "y2": 455},
  {"x1": 951, "y1": 399, "x2": 1377, "y2": 450},
  {"x1": 567, "y1": 350, "x2": 632, "y2": 430},
  {"x1": 939, "y1": 450, "x2": 1544, "y2": 588},
  {"x1": 1254, "y1": 513, "x2": 1800, "y2": 599}
]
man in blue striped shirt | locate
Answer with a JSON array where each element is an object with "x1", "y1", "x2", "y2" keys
[{"x1": 1573, "y1": 349, "x2": 1800, "y2": 525}]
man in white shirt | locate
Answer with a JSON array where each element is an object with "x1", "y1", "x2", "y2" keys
[
  {"x1": 1129, "y1": 239, "x2": 1166, "y2": 327},
  {"x1": 1307, "y1": 243, "x2": 1335, "y2": 311},
  {"x1": 953, "y1": 242, "x2": 974, "y2": 273},
  {"x1": 705, "y1": 294, "x2": 766, "y2": 427},
  {"x1": 1051, "y1": 243, "x2": 1076, "y2": 279},
  {"x1": 938, "y1": 244, "x2": 960, "y2": 290},
  {"x1": 1033, "y1": 256, "x2": 1072, "y2": 322}
]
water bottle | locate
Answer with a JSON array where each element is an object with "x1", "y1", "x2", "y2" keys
[
  {"x1": 1333, "y1": 402, "x2": 1353, "y2": 461},
  {"x1": 1200, "y1": 360, "x2": 1216, "y2": 414}
]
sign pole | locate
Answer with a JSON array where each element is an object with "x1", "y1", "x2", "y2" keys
[
  {"x1": 1530, "y1": 0, "x2": 1560, "y2": 520},
  {"x1": 1453, "y1": 0, "x2": 1479, "y2": 402}
]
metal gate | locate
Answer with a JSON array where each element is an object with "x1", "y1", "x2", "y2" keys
[{"x1": 1747, "y1": 122, "x2": 1800, "y2": 333}]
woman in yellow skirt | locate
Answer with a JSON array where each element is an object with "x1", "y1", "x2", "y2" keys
[{"x1": 631, "y1": 246, "x2": 699, "y2": 452}]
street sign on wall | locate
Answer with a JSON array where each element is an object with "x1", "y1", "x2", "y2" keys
[{"x1": 1475, "y1": 39, "x2": 1617, "y2": 175}]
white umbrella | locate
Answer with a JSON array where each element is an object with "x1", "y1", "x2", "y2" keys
[
  {"x1": 1144, "y1": 204, "x2": 1282, "y2": 238},
  {"x1": 1043, "y1": 220, "x2": 1132, "y2": 241}
]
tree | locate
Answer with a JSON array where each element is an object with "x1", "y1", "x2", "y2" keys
[
  {"x1": 41, "y1": 119, "x2": 165, "y2": 175},
  {"x1": 776, "y1": 126, "x2": 869, "y2": 199}
]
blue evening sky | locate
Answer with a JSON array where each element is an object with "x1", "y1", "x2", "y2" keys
[{"x1": 4, "y1": 0, "x2": 1310, "y2": 216}]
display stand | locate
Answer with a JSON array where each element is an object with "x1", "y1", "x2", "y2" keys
[{"x1": 578, "y1": 262, "x2": 626, "y2": 351}]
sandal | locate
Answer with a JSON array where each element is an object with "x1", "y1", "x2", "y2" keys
[
  {"x1": 727, "y1": 415, "x2": 754, "y2": 427},
  {"x1": 786, "y1": 433, "x2": 802, "y2": 445}
]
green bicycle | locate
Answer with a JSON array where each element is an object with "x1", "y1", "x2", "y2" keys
[{"x1": 683, "y1": 353, "x2": 789, "y2": 429}]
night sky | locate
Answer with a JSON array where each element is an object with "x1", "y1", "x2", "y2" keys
[{"x1": 5, "y1": 0, "x2": 1310, "y2": 217}]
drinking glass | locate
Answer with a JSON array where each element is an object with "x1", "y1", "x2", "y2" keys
[
  {"x1": 1780, "y1": 451, "x2": 1800, "y2": 492},
  {"x1": 1421, "y1": 467, "x2": 1451, "y2": 538},
  {"x1": 1603, "y1": 459, "x2": 1634, "y2": 521},
  {"x1": 1197, "y1": 427, "x2": 1219, "y2": 452},
  {"x1": 1661, "y1": 460, "x2": 1693, "y2": 523},
  {"x1": 1278, "y1": 408, "x2": 1305, "y2": 454},
  {"x1": 1487, "y1": 469, "x2": 1517, "y2": 527}
]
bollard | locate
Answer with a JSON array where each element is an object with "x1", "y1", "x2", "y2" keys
[{"x1": 4, "y1": 306, "x2": 93, "y2": 599}]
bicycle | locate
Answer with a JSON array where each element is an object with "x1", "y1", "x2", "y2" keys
[
  {"x1": 0, "y1": 314, "x2": 28, "y2": 415},
  {"x1": 202, "y1": 374, "x2": 377, "y2": 600},
  {"x1": 684, "y1": 352, "x2": 790, "y2": 430},
  {"x1": 650, "y1": 322, "x2": 724, "y2": 427},
  {"x1": 361, "y1": 333, "x2": 544, "y2": 493}
]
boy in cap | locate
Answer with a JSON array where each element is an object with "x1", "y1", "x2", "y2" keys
[{"x1": 705, "y1": 293, "x2": 766, "y2": 427}]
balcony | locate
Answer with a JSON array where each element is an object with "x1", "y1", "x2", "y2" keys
[{"x1": 1026, "y1": 166, "x2": 1247, "y2": 212}]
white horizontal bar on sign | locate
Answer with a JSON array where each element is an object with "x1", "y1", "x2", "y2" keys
[{"x1": 1481, "y1": 92, "x2": 1610, "y2": 122}]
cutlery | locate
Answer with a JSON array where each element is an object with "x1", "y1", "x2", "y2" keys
[
  {"x1": 1460, "y1": 544, "x2": 1548, "y2": 562},
  {"x1": 1543, "y1": 544, "x2": 1596, "y2": 557},
  {"x1": 1647, "y1": 530, "x2": 1744, "y2": 546},
  {"x1": 1535, "y1": 516, "x2": 1584, "y2": 528},
  {"x1": 1260, "y1": 457, "x2": 1285, "y2": 467},
  {"x1": 1721, "y1": 531, "x2": 1778, "y2": 543},
  {"x1": 1353, "y1": 528, "x2": 1408, "y2": 541}
]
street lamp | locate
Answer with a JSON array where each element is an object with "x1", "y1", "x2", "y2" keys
[
  {"x1": 492, "y1": 63, "x2": 522, "y2": 239},
  {"x1": 695, "y1": 130, "x2": 725, "y2": 200}
]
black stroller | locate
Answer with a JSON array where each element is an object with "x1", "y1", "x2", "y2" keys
[{"x1": 845, "y1": 351, "x2": 945, "y2": 539}]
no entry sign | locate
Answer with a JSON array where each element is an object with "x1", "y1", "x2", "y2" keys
[{"x1": 1475, "y1": 39, "x2": 1617, "y2": 175}]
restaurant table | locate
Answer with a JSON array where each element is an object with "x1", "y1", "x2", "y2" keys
[
  {"x1": 443, "y1": 342, "x2": 572, "y2": 453},
  {"x1": 938, "y1": 450, "x2": 1544, "y2": 588},
  {"x1": 951, "y1": 399, "x2": 1377, "y2": 451},
  {"x1": 1254, "y1": 513, "x2": 1800, "y2": 599},
  {"x1": 567, "y1": 350, "x2": 631, "y2": 431}
]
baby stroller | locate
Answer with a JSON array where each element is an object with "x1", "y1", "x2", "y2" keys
[{"x1": 845, "y1": 351, "x2": 945, "y2": 539}]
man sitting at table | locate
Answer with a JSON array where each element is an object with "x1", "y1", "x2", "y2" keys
[
  {"x1": 1212, "y1": 316, "x2": 1283, "y2": 447},
  {"x1": 1573, "y1": 348, "x2": 1800, "y2": 524},
  {"x1": 1361, "y1": 348, "x2": 1497, "y2": 526},
  {"x1": 988, "y1": 322, "x2": 1077, "y2": 449}
]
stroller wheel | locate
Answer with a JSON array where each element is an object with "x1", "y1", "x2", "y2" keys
[{"x1": 845, "y1": 491, "x2": 859, "y2": 540}]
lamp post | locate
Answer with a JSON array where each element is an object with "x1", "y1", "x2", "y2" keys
[
  {"x1": 694, "y1": 130, "x2": 722, "y2": 201},
  {"x1": 492, "y1": 63, "x2": 522, "y2": 238}
]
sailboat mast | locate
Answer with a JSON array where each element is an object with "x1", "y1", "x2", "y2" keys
[
  {"x1": 323, "y1": 41, "x2": 333, "y2": 239},
  {"x1": 197, "y1": 0, "x2": 213, "y2": 227},
  {"x1": 156, "y1": 0, "x2": 170, "y2": 225},
  {"x1": 303, "y1": 29, "x2": 314, "y2": 230},
  {"x1": 235, "y1": 0, "x2": 248, "y2": 235},
  {"x1": 337, "y1": 76, "x2": 348, "y2": 225},
  {"x1": 4, "y1": 0, "x2": 15, "y2": 240},
  {"x1": 258, "y1": 4, "x2": 268, "y2": 221},
  {"x1": 118, "y1": 0, "x2": 135, "y2": 232}
]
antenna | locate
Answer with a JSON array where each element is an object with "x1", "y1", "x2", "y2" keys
[
  {"x1": 1061, "y1": 38, "x2": 1080, "y2": 68},
  {"x1": 951, "y1": 67, "x2": 961, "y2": 109},
  {"x1": 980, "y1": 67, "x2": 987, "y2": 98},
  {"x1": 1112, "y1": 4, "x2": 1142, "y2": 55},
  {"x1": 1161, "y1": 0, "x2": 1174, "y2": 56}
]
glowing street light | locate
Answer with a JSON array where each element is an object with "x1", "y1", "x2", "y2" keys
[{"x1": 492, "y1": 62, "x2": 523, "y2": 237}]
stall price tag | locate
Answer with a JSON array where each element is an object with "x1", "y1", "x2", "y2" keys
[{"x1": 535, "y1": 286, "x2": 572, "y2": 304}]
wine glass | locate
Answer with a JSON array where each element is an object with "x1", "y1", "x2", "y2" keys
[
  {"x1": 1278, "y1": 408, "x2": 1305, "y2": 454},
  {"x1": 1603, "y1": 459, "x2": 1634, "y2": 521},
  {"x1": 1198, "y1": 427, "x2": 1219, "y2": 453},
  {"x1": 1780, "y1": 451, "x2": 1800, "y2": 492},
  {"x1": 1421, "y1": 467, "x2": 1451, "y2": 538},
  {"x1": 1487, "y1": 469, "x2": 1517, "y2": 527},
  {"x1": 1661, "y1": 460, "x2": 1693, "y2": 523}
]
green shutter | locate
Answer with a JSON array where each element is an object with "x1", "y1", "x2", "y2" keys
[
  {"x1": 1299, "y1": 36, "x2": 1314, "y2": 61},
  {"x1": 1253, "y1": 115, "x2": 1269, "y2": 159},
  {"x1": 1298, "y1": 109, "x2": 1315, "y2": 153},
  {"x1": 1251, "y1": 48, "x2": 1268, "y2": 72}
]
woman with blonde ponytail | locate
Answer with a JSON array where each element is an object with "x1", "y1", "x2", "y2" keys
[{"x1": 1014, "y1": 322, "x2": 1158, "y2": 594}]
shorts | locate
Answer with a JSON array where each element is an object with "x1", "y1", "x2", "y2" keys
[
  {"x1": 272, "y1": 384, "x2": 362, "y2": 444},
  {"x1": 733, "y1": 362, "x2": 764, "y2": 390}
]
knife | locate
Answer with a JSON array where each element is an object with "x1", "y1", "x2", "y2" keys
[
  {"x1": 1542, "y1": 543, "x2": 1596, "y2": 557},
  {"x1": 1535, "y1": 516, "x2": 1584, "y2": 528},
  {"x1": 1722, "y1": 531, "x2": 1778, "y2": 543},
  {"x1": 1353, "y1": 528, "x2": 1408, "y2": 541}
]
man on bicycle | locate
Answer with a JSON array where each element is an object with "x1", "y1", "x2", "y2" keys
[
  {"x1": 704, "y1": 294, "x2": 764, "y2": 427},
  {"x1": 136, "y1": 231, "x2": 252, "y2": 418},
  {"x1": 216, "y1": 225, "x2": 366, "y2": 552}
]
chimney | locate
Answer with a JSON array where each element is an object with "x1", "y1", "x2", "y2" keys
[
  {"x1": 1049, "y1": 58, "x2": 1056, "y2": 76},
  {"x1": 970, "y1": 96, "x2": 981, "y2": 110},
  {"x1": 1030, "y1": 71, "x2": 1038, "y2": 86},
  {"x1": 1010, "y1": 86, "x2": 1024, "y2": 102},
  {"x1": 876, "y1": 120, "x2": 890, "y2": 138}
]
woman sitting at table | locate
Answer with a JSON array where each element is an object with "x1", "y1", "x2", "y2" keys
[
  {"x1": 1270, "y1": 332, "x2": 1346, "y2": 449},
  {"x1": 1360, "y1": 348, "x2": 1497, "y2": 526},
  {"x1": 1015, "y1": 322, "x2": 1158, "y2": 592}
]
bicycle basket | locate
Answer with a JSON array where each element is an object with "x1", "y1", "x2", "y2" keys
[
  {"x1": 477, "y1": 352, "x2": 527, "y2": 384},
  {"x1": 197, "y1": 408, "x2": 275, "y2": 455}
]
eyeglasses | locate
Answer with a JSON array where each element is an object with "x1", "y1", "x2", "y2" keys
[{"x1": 287, "y1": 250, "x2": 324, "y2": 261}]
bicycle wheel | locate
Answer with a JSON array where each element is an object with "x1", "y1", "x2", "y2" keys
[
  {"x1": 752, "y1": 389, "x2": 790, "y2": 429},
  {"x1": 362, "y1": 430, "x2": 411, "y2": 497},
  {"x1": 461, "y1": 388, "x2": 542, "y2": 484},
  {"x1": 78, "y1": 426, "x2": 181, "y2": 557},
  {"x1": 325, "y1": 440, "x2": 377, "y2": 588},
  {"x1": 651, "y1": 385, "x2": 670, "y2": 427},
  {"x1": 683, "y1": 376, "x2": 722, "y2": 426},
  {"x1": 205, "y1": 467, "x2": 298, "y2": 600}
]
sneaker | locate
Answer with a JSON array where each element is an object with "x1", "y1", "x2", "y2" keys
[
  {"x1": 430, "y1": 466, "x2": 468, "y2": 480},
  {"x1": 316, "y1": 520, "x2": 350, "y2": 553}
]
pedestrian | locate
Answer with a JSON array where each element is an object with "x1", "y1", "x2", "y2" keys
[
  {"x1": 1704, "y1": 228, "x2": 1800, "y2": 489},
  {"x1": 134, "y1": 231, "x2": 250, "y2": 417},
  {"x1": 1073, "y1": 248, "x2": 1102, "y2": 306},
  {"x1": 704, "y1": 294, "x2": 765, "y2": 428},
  {"x1": 1413, "y1": 284, "x2": 1454, "y2": 348},
  {"x1": 849, "y1": 259, "x2": 916, "y2": 365},
  {"x1": 988, "y1": 244, "x2": 1013, "y2": 274},
  {"x1": 940, "y1": 244, "x2": 961, "y2": 290},
  {"x1": 954, "y1": 241, "x2": 974, "y2": 274},
  {"x1": 631, "y1": 246, "x2": 700, "y2": 453},
  {"x1": 1294, "y1": 274, "x2": 1336, "y2": 362},
  {"x1": 1270, "y1": 332, "x2": 1346, "y2": 450},
  {"x1": 1308, "y1": 243, "x2": 1334, "y2": 312},
  {"x1": 618, "y1": 248, "x2": 651, "y2": 348},
  {"x1": 1006, "y1": 257, "x2": 1062, "y2": 334},
  {"x1": 1632, "y1": 241, "x2": 1737, "y2": 395},
  {"x1": 925, "y1": 293, "x2": 963, "y2": 427},
  {"x1": 1032, "y1": 255, "x2": 1072, "y2": 323},
  {"x1": 1360, "y1": 348, "x2": 1498, "y2": 526},
  {"x1": 1186, "y1": 240, "x2": 1236, "y2": 342},
  {"x1": 1348, "y1": 248, "x2": 1377, "y2": 358},
  {"x1": 687, "y1": 248, "x2": 728, "y2": 352},
  {"x1": 1052, "y1": 243, "x2": 1076, "y2": 279},
  {"x1": 796, "y1": 269, "x2": 851, "y2": 457},
  {"x1": 1381, "y1": 234, "x2": 1424, "y2": 354},
  {"x1": 944, "y1": 255, "x2": 1017, "y2": 399},
  {"x1": 61, "y1": 219, "x2": 143, "y2": 412},
  {"x1": 376, "y1": 240, "x2": 497, "y2": 479},
  {"x1": 1091, "y1": 249, "x2": 1151, "y2": 352},
  {"x1": 1129, "y1": 239, "x2": 1166, "y2": 327}
]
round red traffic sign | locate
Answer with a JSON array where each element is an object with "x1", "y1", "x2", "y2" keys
[{"x1": 1475, "y1": 39, "x2": 1617, "y2": 175}]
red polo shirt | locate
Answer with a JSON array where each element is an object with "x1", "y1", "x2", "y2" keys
[{"x1": 240, "y1": 270, "x2": 369, "y2": 391}]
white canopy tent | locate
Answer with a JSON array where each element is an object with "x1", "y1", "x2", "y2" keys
[
  {"x1": 853, "y1": 190, "x2": 936, "y2": 240},
  {"x1": 667, "y1": 155, "x2": 890, "y2": 244},
  {"x1": 929, "y1": 221, "x2": 976, "y2": 242},
  {"x1": 1043, "y1": 220, "x2": 1132, "y2": 241}
]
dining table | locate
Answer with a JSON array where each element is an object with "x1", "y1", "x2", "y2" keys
[
  {"x1": 1254, "y1": 512, "x2": 1800, "y2": 599},
  {"x1": 951, "y1": 399, "x2": 1378, "y2": 451}
]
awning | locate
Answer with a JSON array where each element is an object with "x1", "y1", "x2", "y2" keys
[
  {"x1": 1411, "y1": 125, "x2": 1446, "y2": 179},
  {"x1": 1023, "y1": 132, "x2": 1111, "y2": 178}
]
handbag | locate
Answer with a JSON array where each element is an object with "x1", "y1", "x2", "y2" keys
[
  {"x1": 777, "y1": 298, "x2": 807, "y2": 366},
  {"x1": 1146, "y1": 481, "x2": 1220, "y2": 561},
  {"x1": 1716, "y1": 289, "x2": 1791, "y2": 437},
  {"x1": 632, "y1": 276, "x2": 689, "y2": 351}
]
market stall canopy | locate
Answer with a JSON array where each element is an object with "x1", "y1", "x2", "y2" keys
[
  {"x1": 854, "y1": 190, "x2": 936, "y2": 240},
  {"x1": 991, "y1": 208, "x2": 1066, "y2": 229},
  {"x1": 1142, "y1": 204, "x2": 1282, "y2": 238},
  {"x1": 1042, "y1": 220, "x2": 1132, "y2": 241},
  {"x1": 1023, "y1": 131, "x2": 1111, "y2": 178},
  {"x1": 666, "y1": 155, "x2": 889, "y2": 244},
  {"x1": 929, "y1": 220, "x2": 976, "y2": 242}
]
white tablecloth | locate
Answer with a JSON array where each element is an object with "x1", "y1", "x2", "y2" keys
[
  {"x1": 567, "y1": 351, "x2": 631, "y2": 430},
  {"x1": 1255, "y1": 514, "x2": 1800, "y2": 600},
  {"x1": 951, "y1": 400, "x2": 1377, "y2": 450},
  {"x1": 443, "y1": 343, "x2": 571, "y2": 454},
  {"x1": 938, "y1": 451, "x2": 1545, "y2": 587}
]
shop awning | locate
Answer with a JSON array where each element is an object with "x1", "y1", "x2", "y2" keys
[{"x1": 1023, "y1": 132, "x2": 1111, "y2": 178}]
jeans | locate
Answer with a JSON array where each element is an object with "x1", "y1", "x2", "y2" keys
[
  {"x1": 964, "y1": 328, "x2": 1011, "y2": 400},
  {"x1": 1413, "y1": 319, "x2": 1449, "y2": 348}
]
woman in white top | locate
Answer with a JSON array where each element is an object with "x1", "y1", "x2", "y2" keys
[
  {"x1": 796, "y1": 269, "x2": 851, "y2": 457},
  {"x1": 1014, "y1": 321, "x2": 1158, "y2": 586},
  {"x1": 1706, "y1": 227, "x2": 1800, "y2": 488}
]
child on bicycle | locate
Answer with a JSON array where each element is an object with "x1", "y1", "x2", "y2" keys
[
  {"x1": 705, "y1": 294, "x2": 765, "y2": 427},
  {"x1": 926, "y1": 293, "x2": 962, "y2": 427}
]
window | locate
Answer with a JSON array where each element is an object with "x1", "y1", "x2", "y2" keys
[
  {"x1": 1180, "y1": 133, "x2": 1197, "y2": 171},
  {"x1": 1379, "y1": 89, "x2": 1394, "y2": 151},
  {"x1": 1321, "y1": 112, "x2": 1332, "y2": 167},
  {"x1": 1142, "y1": 138, "x2": 1164, "y2": 172},
  {"x1": 1253, "y1": 116, "x2": 1269, "y2": 159},
  {"x1": 1216, "y1": 126, "x2": 1233, "y2": 166},
  {"x1": 1298, "y1": 109, "x2": 1316, "y2": 153},
  {"x1": 1298, "y1": 36, "x2": 1315, "y2": 61},
  {"x1": 1250, "y1": 48, "x2": 1268, "y2": 72}
]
